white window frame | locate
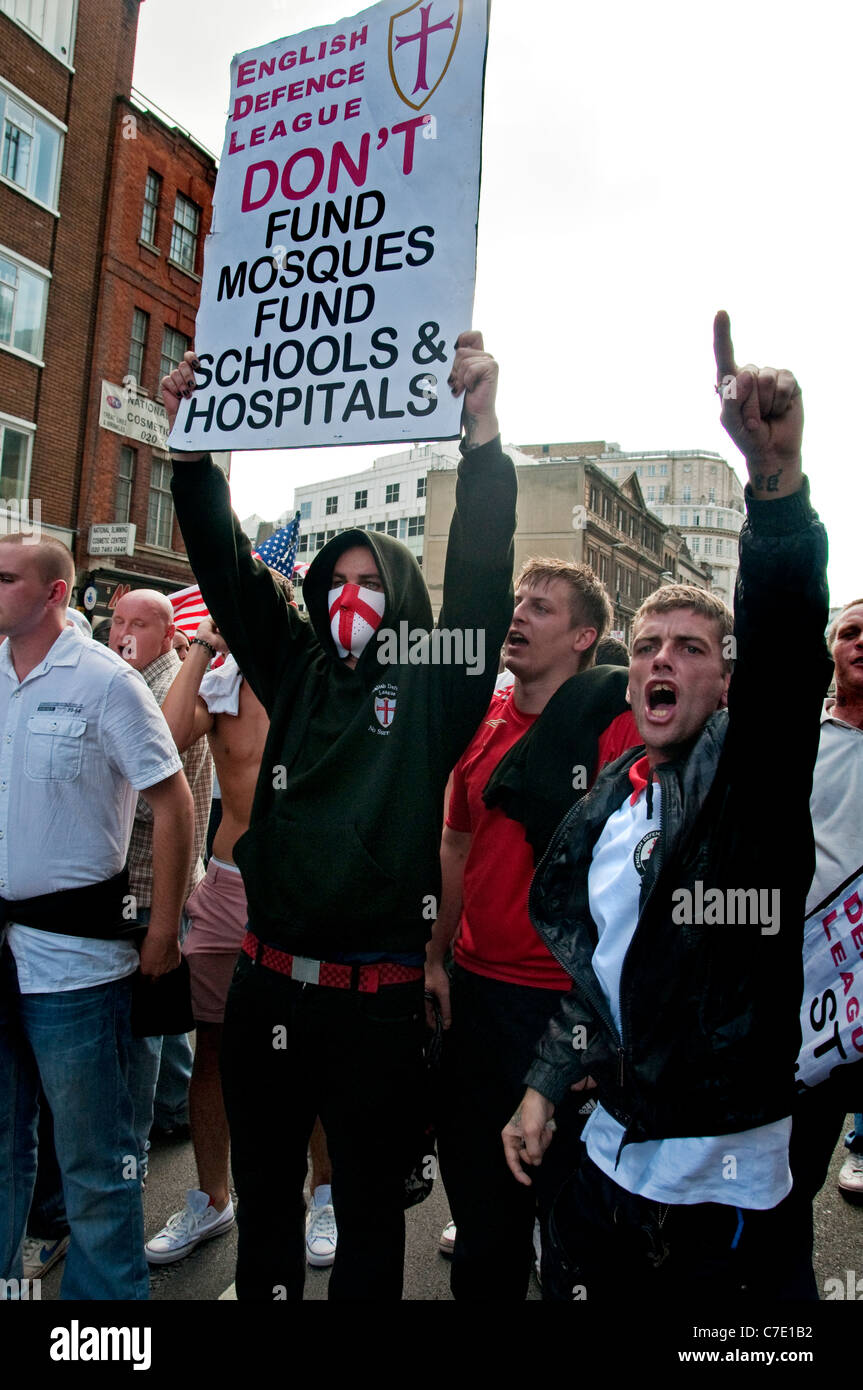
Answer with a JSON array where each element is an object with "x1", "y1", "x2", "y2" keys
[
  {"x1": 140, "y1": 169, "x2": 161, "y2": 247},
  {"x1": 0, "y1": 0, "x2": 78, "y2": 66},
  {"x1": 0, "y1": 409, "x2": 35, "y2": 501},
  {"x1": 159, "y1": 324, "x2": 189, "y2": 382},
  {"x1": 146, "y1": 456, "x2": 175, "y2": 550},
  {"x1": 169, "y1": 193, "x2": 200, "y2": 273},
  {"x1": 0, "y1": 242, "x2": 50, "y2": 364},
  {"x1": 0, "y1": 78, "x2": 65, "y2": 212}
]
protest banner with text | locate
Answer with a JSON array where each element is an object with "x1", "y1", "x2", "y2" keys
[
  {"x1": 170, "y1": 0, "x2": 490, "y2": 452},
  {"x1": 797, "y1": 864, "x2": 863, "y2": 1088}
]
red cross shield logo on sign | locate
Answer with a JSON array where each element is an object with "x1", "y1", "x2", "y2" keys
[{"x1": 388, "y1": 0, "x2": 464, "y2": 111}]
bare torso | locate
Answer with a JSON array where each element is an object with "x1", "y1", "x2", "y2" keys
[{"x1": 207, "y1": 678, "x2": 269, "y2": 864}]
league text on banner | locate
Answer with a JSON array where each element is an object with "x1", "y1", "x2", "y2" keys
[{"x1": 169, "y1": 0, "x2": 489, "y2": 452}]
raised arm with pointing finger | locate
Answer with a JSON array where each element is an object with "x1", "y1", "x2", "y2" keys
[{"x1": 501, "y1": 315, "x2": 831, "y2": 1303}]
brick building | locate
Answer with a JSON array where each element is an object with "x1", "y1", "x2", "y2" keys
[
  {"x1": 519, "y1": 441, "x2": 745, "y2": 607},
  {"x1": 0, "y1": 0, "x2": 142, "y2": 557},
  {"x1": 76, "y1": 90, "x2": 222, "y2": 620},
  {"x1": 424, "y1": 455, "x2": 711, "y2": 640},
  {"x1": 0, "y1": 2, "x2": 223, "y2": 622}
]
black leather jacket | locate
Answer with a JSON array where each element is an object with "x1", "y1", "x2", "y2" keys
[{"x1": 525, "y1": 479, "x2": 833, "y2": 1142}]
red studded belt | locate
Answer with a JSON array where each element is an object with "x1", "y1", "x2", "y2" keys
[{"x1": 241, "y1": 930, "x2": 423, "y2": 994}]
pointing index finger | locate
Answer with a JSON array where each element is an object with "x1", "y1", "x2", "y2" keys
[{"x1": 713, "y1": 310, "x2": 737, "y2": 386}]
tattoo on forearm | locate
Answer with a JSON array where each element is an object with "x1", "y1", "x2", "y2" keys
[{"x1": 753, "y1": 470, "x2": 782, "y2": 492}]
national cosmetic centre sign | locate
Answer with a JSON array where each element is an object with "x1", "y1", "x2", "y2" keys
[{"x1": 169, "y1": 0, "x2": 489, "y2": 452}]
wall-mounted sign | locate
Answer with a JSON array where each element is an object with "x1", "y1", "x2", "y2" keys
[{"x1": 88, "y1": 523, "x2": 137, "y2": 556}]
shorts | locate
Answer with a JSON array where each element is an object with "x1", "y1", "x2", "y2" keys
[{"x1": 182, "y1": 856, "x2": 248, "y2": 1023}]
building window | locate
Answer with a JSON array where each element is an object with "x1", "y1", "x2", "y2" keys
[
  {"x1": 407, "y1": 514, "x2": 424, "y2": 537},
  {"x1": 691, "y1": 537, "x2": 700, "y2": 554},
  {"x1": 660, "y1": 464, "x2": 668, "y2": 476},
  {"x1": 160, "y1": 325, "x2": 189, "y2": 382},
  {"x1": 169, "y1": 193, "x2": 201, "y2": 272},
  {"x1": 116, "y1": 445, "x2": 135, "y2": 523},
  {"x1": 299, "y1": 500, "x2": 311, "y2": 520},
  {"x1": 326, "y1": 529, "x2": 336, "y2": 541},
  {"x1": 704, "y1": 537, "x2": 713, "y2": 555},
  {"x1": 0, "y1": 413, "x2": 32, "y2": 497},
  {"x1": 587, "y1": 547, "x2": 597, "y2": 571},
  {"x1": 354, "y1": 489, "x2": 367, "y2": 510},
  {"x1": 601, "y1": 495, "x2": 611, "y2": 521},
  {"x1": 589, "y1": 486, "x2": 598, "y2": 512},
  {"x1": 325, "y1": 495, "x2": 338, "y2": 516},
  {"x1": 648, "y1": 464, "x2": 655, "y2": 477},
  {"x1": 646, "y1": 487, "x2": 655, "y2": 502},
  {"x1": 127, "y1": 308, "x2": 149, "y2": 385},
  {"x1": 398, "y1": 518, "x2": 407, "y2": 539},
  {"x1": 312, "y1": 531, "x2": 326, "y2": 551},
  {"x1": 385, "y1": 482, "x2": 400, "y2": 504},
  {"x1": 140, "y1": 170, "x2": 161, "y2": 246},
  {"x1": 680, "y1": 510, "x2": 689, "y2": 525},
  {"x1": 708, "y1": 487, "x2": 716, "y2": 503},
  {"x1": 599, "y1": 554, "x2": 609, "y2": 583},
  {"x1": 416, "y1": 476, "x2": 426, "y2": 498},
  {"x1": 374, "y1": 521, "x2": 386, "y2": 532},
  {"x1": 0, "y1": 84, "x2": 63, "y2": 208},
  {"x1": 682, "y1": 486, "x2": 691, "y2": 503},
  {"x1": 387, "y1": 520, "x2": 397, "y2": 536},
  {"x1": 0, "y1": 248, "x2": 48, "y2": 358},
  {"x1": 0, "y1": 0, "x2": 76, "y2": 61},
  {"x1": 625, "y1": 568, "x2": 632, "y2": 596},
  {"x1": 146, "y1": 458, "x2": 174, "y2": 549}
]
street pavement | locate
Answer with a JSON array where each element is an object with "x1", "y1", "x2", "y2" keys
[{"x1": 35, "y1": 1120, "x2": 862, "y2": 1302}]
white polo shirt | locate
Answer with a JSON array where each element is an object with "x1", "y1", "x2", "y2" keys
[{"x1": 0, "y1": 626, "x2": 183, "y2": 992}]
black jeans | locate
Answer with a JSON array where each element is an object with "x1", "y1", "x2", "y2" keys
[
  {"x1": 545, "y1": 1151, "x2": 816, "y2": 1302},
  {"x1": 437, "y1": 964, "x2": 588, "y2": 1301},
  {"x1": 220, "y1": 951, "x2": 426, "y2": 1301}
]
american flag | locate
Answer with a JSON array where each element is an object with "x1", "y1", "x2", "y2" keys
[
  {"x1": 169, "y1": 512, "x2": 304, "y2": 639},
  {"x1": 169, "y1": 582, "x2": 210, "y2": 639},
  {"x1": 256, "y1": 511, "x2": 302, "y2": 577}
]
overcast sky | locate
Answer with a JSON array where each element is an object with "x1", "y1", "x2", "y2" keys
[{"x1": 134, "y1": 0, "x2": 862, "y2": 602}]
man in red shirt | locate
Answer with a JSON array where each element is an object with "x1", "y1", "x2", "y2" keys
[{"x1": 425, "y1": 558, "x2": 640, "y2": 1300}]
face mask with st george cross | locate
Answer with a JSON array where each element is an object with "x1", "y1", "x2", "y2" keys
[{"x1": 327, "y1": 584, "x2": 386, "y2": 660}]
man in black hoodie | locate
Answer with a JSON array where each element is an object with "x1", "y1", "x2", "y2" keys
[{"x1": 161, "y1": 333, "x2": 517, "y2": 1300}]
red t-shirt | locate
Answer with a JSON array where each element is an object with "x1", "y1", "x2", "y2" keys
[{"x1": 447, "y1": 689, "x2": 641, "y2": 989}]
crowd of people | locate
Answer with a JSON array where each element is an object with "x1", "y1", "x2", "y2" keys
[{"x1": 0, "y1": 315, "x2": 860, "y2": 1302}]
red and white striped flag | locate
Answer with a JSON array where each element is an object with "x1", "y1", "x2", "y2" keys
[{"x1": 168, "y1": 582, "x2": 210, "y2": 639}]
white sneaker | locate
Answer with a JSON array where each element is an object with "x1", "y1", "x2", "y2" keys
[
  {"x1": 305, "y1": 1195, "x2": 337, "y2": 1267},
  {"x1": 439, "y1": 1219, "x2": 456, "y2": 1256},
  {"x1": 838, "y1": 1151, "x2": 863, "y2": 1196},
  {"x1": 145, "y1": 1190, "x2": 235, "y2": 1265},
  {"x1": 21, "y1": 1234, "x2": 70, "y2": 1280}
]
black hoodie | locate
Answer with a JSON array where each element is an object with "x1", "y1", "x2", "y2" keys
[{"x1": 171, "y1": 438, "x2": 517, "y2": 956}]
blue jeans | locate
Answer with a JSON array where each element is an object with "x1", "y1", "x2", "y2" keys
[
  {"x1": 0, "y1": 944, "x2": 148, "y2": 1299},
  {"x1": 126, "y1": 909, "x2": 193, "y2": 1172}
]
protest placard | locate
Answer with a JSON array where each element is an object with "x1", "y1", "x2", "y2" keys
[
  {"x1": 169, "y1": 0, "x2": 490, "y2": 452},
  {"x1": 796, "y1": 864, "x2": 863, "y2": 1088}
]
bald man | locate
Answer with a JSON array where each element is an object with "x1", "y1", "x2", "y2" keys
[
  {"x1": 0, "y1": 534, "x2": 193, "y2": 1299},
  {"x1": 110, "y1": 590, "x2": 213, "y2": 1175}
]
